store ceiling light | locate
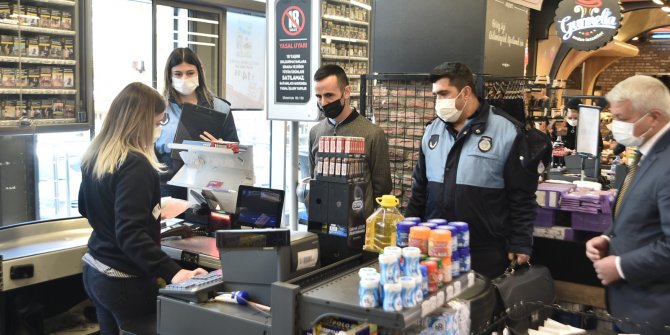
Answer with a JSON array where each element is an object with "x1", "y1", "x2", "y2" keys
[
  {"x1": 663, "y1": 6, "x2": 670, "y2": 12},
  {"x1": 653, "y1": 0, "x2": 664, "y2": 5},
  {"x1": 651, "y1": 32, "x2": 670, "y2": 39}
]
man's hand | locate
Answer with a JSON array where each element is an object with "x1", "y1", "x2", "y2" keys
[
  {"x1": 593, "y1": 256, "x2": 621, "y2": 285},
  {"x1": 508, "y1": 252, "x2": 530, "y2": 265},
  {"x1": 586, "y1": 236, "x2": 609, "y2": 262}
]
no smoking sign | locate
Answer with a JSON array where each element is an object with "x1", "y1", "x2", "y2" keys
[{"x1": 282, "y1": 6, "x2": 306, "y2": 36}]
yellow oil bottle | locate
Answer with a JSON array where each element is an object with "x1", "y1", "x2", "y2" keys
[{"x1": 363, "y1": 195, "x2": 404, "y2": 252}]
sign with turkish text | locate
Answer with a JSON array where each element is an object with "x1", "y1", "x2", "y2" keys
[
  {"x1": 275, "y1": 0, "x2": 311, "y2": 103},
  {"x1": 483, "y1": 0, "x2": 529, "y2": 77},
  {"x1": 554, "y1": 0, "x2": 622, "y2": 51}
]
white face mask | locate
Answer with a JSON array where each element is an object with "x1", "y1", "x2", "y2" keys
[
  {"x1": 172, "y1": 76, "x2": 199, "y2": 96},
  {"x1": 567, "y1": 119, "x2": 578, "y2": 127},
  {"x1": 435, "y1": 89, "x2": 466, "y2": 122},
  {"x1": 153, "y1": 125, "x2": 162, "y2": 143},
  {"x1": 611, "y1": 114, "x2": 650, "y2": 147}
]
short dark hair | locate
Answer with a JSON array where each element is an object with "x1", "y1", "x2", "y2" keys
[
  {"x1": 429, "y1": 62, "x2": 476, "y2": 92},
  {"x1": 566, "y1": 98, "x2": 581, "y2": 110},
  {"x1": 314, "y1": 64, "x2": 349, "y2": 88}
]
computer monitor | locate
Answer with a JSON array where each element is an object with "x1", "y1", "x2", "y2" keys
[
  {"x1": 234, "y1": 185, "x2": 285, "y2": 229},
  {"x1": 171, "y1": 103, "x2": 229, "y2": 159}
]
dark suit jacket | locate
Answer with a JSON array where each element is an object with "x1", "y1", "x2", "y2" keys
[{"x1": 605, "y1": 128, "x2": 670, "y2": 333}]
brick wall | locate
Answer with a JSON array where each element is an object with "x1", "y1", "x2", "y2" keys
[{"x1": 596, "y1": 40, "x2": 670, "y2": 92}]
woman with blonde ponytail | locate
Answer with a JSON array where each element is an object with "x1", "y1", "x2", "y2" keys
[{"x1": 78, "y1": 82, "x2": 206, "y2": 334}]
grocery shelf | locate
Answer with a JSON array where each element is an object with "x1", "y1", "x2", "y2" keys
[{"x1": 0, "y1": 56, "x2": 76, "y2": 65}]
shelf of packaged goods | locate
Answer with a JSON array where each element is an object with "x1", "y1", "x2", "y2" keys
[
  {"x1": 0, "y1": 23, "x2": 76, "y2": 36},
  {"x1": 321, "y1": 35, "x2": 368, "y2": 44},
  {"x1": 0, "y1": 88, "x2": 76, "y2": 94},
  {"x1": 0, "y1": 56, "x2": 76, "y2": 65},
  {"x1": 25, "y1": 0, "x2": 76, "y2": 6},
  {"x1": 322, "y1": 14, "x2": 369, "y2": 27},
  {"x1": 348, "y1": 75, "x2": 361, "y2": 79},
  {"x1": 327, "y1": 0, "x2": 372, "y2": 11},
  {"x1": 0, "y1": 118, "x2": 83, "y2": 129},
  {"x1": 321, "y1": 54, "x2": 368, "y2": 62}
]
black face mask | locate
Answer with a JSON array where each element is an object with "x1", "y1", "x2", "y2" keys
[{"x1": 318, "y1": 97, "x2": 345, "y2": 119}]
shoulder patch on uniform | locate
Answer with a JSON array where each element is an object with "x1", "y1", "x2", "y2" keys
[
  {"x1": 429, "y1": 134, "x2": 440, "y2": 150},
  {"x1": 478, "y1": 136, "x2": 492, "y2": 152}
]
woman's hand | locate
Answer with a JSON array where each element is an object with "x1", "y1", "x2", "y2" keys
[
  {"x1": 199, "y1": 131, "x2": 221, "y2": 142},
  {"x1": 171, "y1": 268, "x2": 208, "y2": 284}
]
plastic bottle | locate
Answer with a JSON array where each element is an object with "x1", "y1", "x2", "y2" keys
[
  {"x1": 442, "y1": 256, "x2": 452, "y2": 284},
  {"x1": 399, "y1": 276, "x2": 416, "y2": 308},
  {"x1": 408, "y1": 226, "x2": 431, "y2": 255},
  {"x1": 428, "y1": 229, "x2": 451, "y2": 258},
  {"x1": 427, "y1": 218, "x2": 448, "y2": 226},
  {"x1": 382, "y1": 282, "x2": 403, "y2": 312},
  {"x1": 359, "y1": 274, "x2": 380, "y2": 307},
  {"x1": 436, "y1": 225, "x2": 458, "y2": 254},
  {"x1": 422, "y1": 260, "x2": 439, "y2": 293},
  {"x1": 402, "y1": 246, "x2": 421, "y2": 277},
  {"x1": 396, "y1": 221, "x2": 417, "y2": 247},
  {"x1": 363, "y1": 195, "x2": 404, "y2": 252}
]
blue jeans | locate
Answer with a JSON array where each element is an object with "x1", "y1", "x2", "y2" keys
[{"x1": 82, "y1": 264, "x2": 158, "y2": 335}]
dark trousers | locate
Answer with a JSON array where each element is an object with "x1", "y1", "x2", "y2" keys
[
  {"x1": 82, "y1": 264, "x2": 158, "y2": 335},
  {"x1": 470, "y1": 244, "x2": 510, "y2": 280}
]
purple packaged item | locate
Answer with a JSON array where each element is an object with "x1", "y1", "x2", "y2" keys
[
  {"x1": 571, "y1": 212, "x2": 612, "y2": 232},
  {"x1": 536, "y1": 182, "x2": 576, "y2": 209}
]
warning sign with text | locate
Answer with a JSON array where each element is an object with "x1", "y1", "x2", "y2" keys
[{"x1": 275, "y1": 0, "x2": 311, "y2": 103}]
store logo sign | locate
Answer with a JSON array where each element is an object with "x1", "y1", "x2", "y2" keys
[{"x1": 555, "y1": 0, "x2": 622, "y2": 51}]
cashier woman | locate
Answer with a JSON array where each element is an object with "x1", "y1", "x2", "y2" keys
[
  {"x1": 79, "y1": 82, "x2": 207, "y2": 334},
  {"x1": 154, "y1": 47, "x2": 240, "y2": 200}
]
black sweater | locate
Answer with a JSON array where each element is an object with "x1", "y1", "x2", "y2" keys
[{"x1": 78, "y1": 152, "x2": 181, "y2": 281}]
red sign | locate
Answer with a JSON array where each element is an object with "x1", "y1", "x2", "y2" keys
[{"x1": 281, "y1": 6, "x2": 305, "y2": 37}]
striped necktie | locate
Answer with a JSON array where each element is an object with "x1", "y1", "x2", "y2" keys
[{"x1": 614, "y1": 150, "x2": 642, "y2": 218}]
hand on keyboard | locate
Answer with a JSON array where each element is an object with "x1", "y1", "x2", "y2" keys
[{"x1": 172, "y1": 267, "x2": 208, "y2": 284}]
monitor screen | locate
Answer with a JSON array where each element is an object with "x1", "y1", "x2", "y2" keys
[{"x1": 235, "y1": 185, "x2": 285, "y2": 228}]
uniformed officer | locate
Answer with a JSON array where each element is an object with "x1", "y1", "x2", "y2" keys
[{"x1": 405, "y1": 62, "x2": 539, "y2": 279}]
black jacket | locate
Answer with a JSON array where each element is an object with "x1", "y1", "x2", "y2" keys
[{"x1": 78, "y1": 152, "x2": 181, "y2": 280}]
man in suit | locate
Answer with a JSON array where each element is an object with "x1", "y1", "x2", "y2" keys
[{"x1": 586, "y1": 75, "x2": 670, "y2": 334}]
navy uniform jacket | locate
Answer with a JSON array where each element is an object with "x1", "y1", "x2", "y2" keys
[
  {"x1": 405, "y1": 100, "x2": 537, "y2": 255},
  {"x1": 605, "y1": 128, "x2": 670, "y2": 333}
]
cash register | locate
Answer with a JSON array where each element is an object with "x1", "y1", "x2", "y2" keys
[{"x1": 159, "y1": 186, "x2": 320, "y2": 306}]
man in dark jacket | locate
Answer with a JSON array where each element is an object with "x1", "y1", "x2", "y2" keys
[{"x1": 405, "y1": 62, "x2": 538, "y2": 279}]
